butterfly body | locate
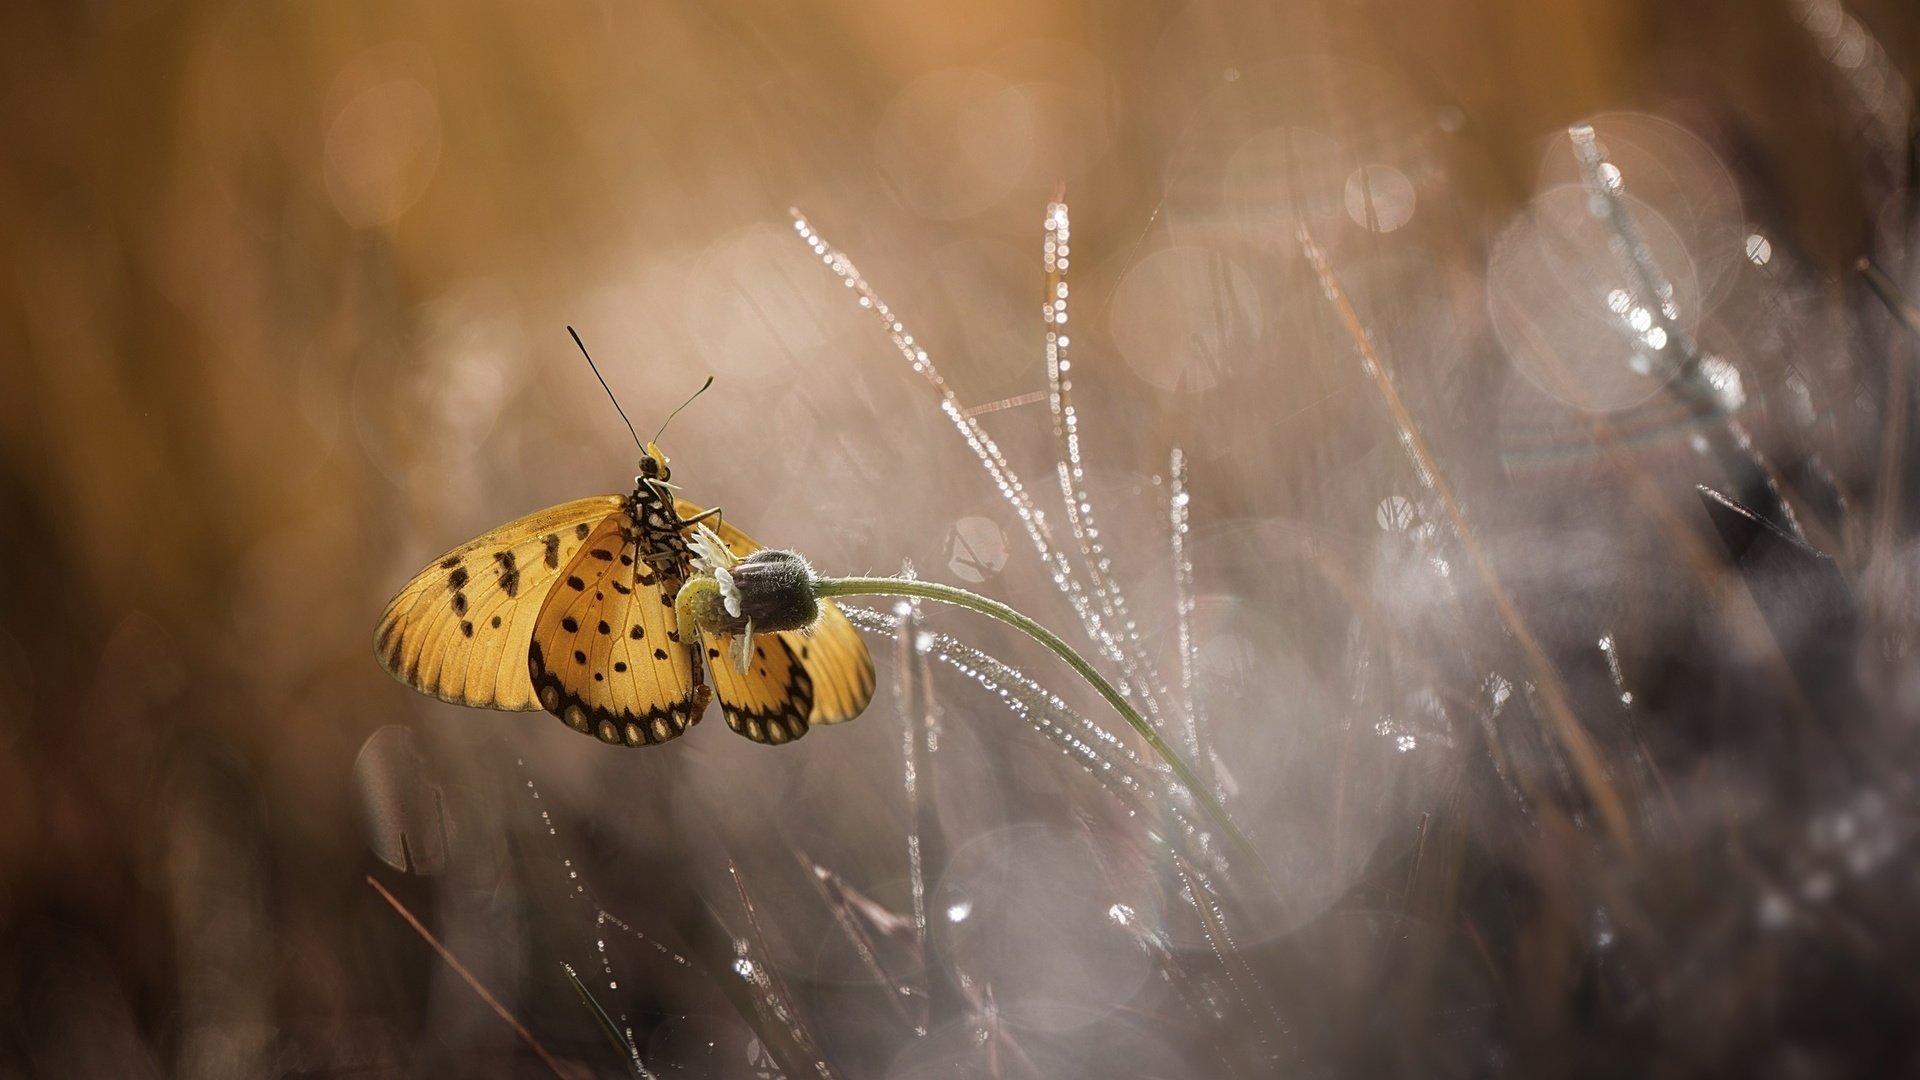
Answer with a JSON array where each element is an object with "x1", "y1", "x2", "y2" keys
[{"x1": 375, "y1": 445, "x2": 874, "y2": 746}]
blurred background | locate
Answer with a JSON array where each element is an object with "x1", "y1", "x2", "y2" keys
[{"x1": 3, "y1": 0, "x2": 1919, "y2": 1076}]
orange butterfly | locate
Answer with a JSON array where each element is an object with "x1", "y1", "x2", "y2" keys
[{"x1": 374, "y1": 441, "x2": 875, "y2": 747}]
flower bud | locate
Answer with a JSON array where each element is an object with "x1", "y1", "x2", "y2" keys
[{"x1": 675, "y1": 549, "x2": 821, "y2": 637}]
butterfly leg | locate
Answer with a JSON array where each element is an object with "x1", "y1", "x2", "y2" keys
[
  {"x1": 638, "y1": 547, "x2": 681, "y2": 570},
  {"x1": 678, "y1": 506, "x2": 722, "y2": 530}
]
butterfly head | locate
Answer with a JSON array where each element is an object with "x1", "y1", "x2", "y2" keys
[{"x1": 637, "y1": 443, "x2": 672, "y2": 484}]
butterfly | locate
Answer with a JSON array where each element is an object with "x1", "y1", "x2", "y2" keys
[{"x1": 373, "y1": 442, "x2": 875, "y2": 748}]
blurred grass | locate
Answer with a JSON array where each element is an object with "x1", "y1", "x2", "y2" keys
[{"x1": 2, "y1": 0, "x2": 1917, "y2": 1075}]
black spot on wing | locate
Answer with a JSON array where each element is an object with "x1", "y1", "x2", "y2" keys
[
  {"x1": 495, "y1": 550, "x2": 520, "y2": 597},
  {"x1": 562, "y1": 616, "x2": 578, "y2": 633},
  {"x1": 724, "y1": 699, "x2": 811, "y2": 746},
  {"x1": 447, "y1": 566, "x2": 469, "y2": 591},
  {"x1": 544, "y1": 534, "x2": 561, "y2": 568},
  {"x1": 440, "y1": 555, "x2": 461, "y2": 569},
  {"x1": 575, "y1": 522, "x2": 592, "y2": 540}
]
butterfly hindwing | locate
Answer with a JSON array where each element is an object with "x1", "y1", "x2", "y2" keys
[
  {"x1": 528, "y1": 510, "x2": 704, "y2": 747},
  {"x1": 784, "y1": 607, "x2": 877, "y2": 726},
  {"x1": 375, "y1": 496, "x2": 625, "y2": 711},
  {"x1": 675, "y1": 499, "x2": 877, "y2": 730},
  {"x1": 706, "y1": 633, "x2": 814, "y2": 745}
]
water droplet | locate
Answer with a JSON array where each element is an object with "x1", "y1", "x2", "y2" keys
[{"x1": 1701, "y1": 355, "x2": 1745, "y2": 409}]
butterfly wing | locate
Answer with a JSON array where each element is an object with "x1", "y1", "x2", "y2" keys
[
  {"x1": 784, "y1": 602, "x2": 879, "y2": 726},
  {"x1": 676, "y1": 499, "x2": 878, "y2": 731},
  {"x1": 705, "y1": 633, "x2": 814, "y2": 745},
  {"x1": 528, "y1": 510, "x2": 705, "y2": 747},
  {"x1": 375, "y1": 496, "x2": 625, "y2": 711}
]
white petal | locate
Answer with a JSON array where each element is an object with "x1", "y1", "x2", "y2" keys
[
  {"x1": 732, "y1": 619, "x2": 755, "y2": 674},
  {"x1": 688, "y1": 523, "x2": 739, "y2": 572},
  {"x1": 713, "y1": 566, "x2": 742, "y2": 617}
]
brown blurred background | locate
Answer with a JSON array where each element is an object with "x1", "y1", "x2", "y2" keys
[{"x1": 3, "y1": 0, "x2": 1918, "y2": 1076}]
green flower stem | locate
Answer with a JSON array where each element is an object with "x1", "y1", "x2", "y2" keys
[{"x1": 813, "y1": 575, "x2": 1266, "y2": 881}]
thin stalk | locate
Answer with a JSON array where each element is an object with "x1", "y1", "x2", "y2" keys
[
  {"x1": 814, "y1": 576, "x2": 1266, "y2": 881},
  {"x1": 1860, "y1": 257, "x2": 1920, "y2": 339},
  {"x1": 561, "y1": 963, "x2": 649, "y2": 1079},
  {"x1": 1298, "y1": 223, "x2": 1636, "y2": 855},
  {"x1": 365, "y1": 875, "x2": 569, "y2": 1079},
  {"x1": 1859, "y1": 256, "x2": 1917, "y2": 631}
]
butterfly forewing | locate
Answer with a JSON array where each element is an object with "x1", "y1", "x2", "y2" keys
[
  {"x1": 676, "y1": 500, "x2": 878, "y2": 729},
  {"x1": 375, "y1": 496, "x2": 625, "y2": 710},
  {"x1": 528, "y1": 510, "x2": 704, "y2": 746}
]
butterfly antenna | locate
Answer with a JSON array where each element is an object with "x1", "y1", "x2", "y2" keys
[
  {"x1": 568, "y1": 326, "x2": 643, "y2": 452},
  {"x1": 652, "y1": 375, "x2": 714, "y2": 444}
]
